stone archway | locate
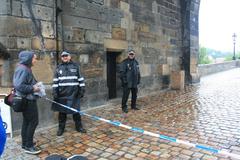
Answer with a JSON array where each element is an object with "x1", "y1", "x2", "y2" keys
[{"x1": 181, "y1": 0, "x2": 201, "y2": 83}]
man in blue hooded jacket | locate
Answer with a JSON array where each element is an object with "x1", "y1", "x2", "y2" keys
[{"x1": 13, "y1": 50, "x2": 41, "y2": 154}]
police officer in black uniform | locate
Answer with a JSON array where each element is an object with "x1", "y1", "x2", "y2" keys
[
  {"x1": 120, "y1": 50, "x2": 141, "y2": 113},
  {"x1": 52, "y1": 51, "x2": 86, "y2": 136}
]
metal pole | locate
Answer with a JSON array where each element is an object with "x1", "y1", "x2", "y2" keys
[
  {"x1": 232, "y1": 33, "x2": 237, "y2": 60},
  {"x1": 233, "y1": 42, "x2": 236, "y2": 60}
]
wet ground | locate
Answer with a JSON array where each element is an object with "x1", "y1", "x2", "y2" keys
[{"x1": 2, "y1": 68, "x2": 240, "y2": 160}]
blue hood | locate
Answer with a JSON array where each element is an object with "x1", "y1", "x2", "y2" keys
[{"x1": 18, "y1": 51, "x2": 34, "y2": 66}]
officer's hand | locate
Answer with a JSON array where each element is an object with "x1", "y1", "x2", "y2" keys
[
  {"x1": 53, "y1": 95, "x2": 58, "y2": 100},
  {"x1": 53, "y1": 92, "x2": 58, "y2": 100}
]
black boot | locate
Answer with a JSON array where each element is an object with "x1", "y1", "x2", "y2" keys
[
  {"x1": 57, "y1": 112, "x2": 66, "y2": 136},
  {"x1": 122, "y1": 107, "x2": 128, "y2": 113},
  {"x1": 73, "y1": 114, "x2": 86, "y2": 133},
  {"x1": 76, "y1": 124, "x2": 87, "y2": 133},
  {"x1": 131, "y1": 106, "x2": 139, "y2": 110},
  {"x1": 131, "y1": 88, "x2": 138, "y2": 110},
  {"x1": 57, "y1": 128, "x2": 64, "y2": 136},
  {"x1": 57, "y1": 123, "x2": 65, "y2": 136},
  {"x1": 122, "y1": 105, "x2": 128, "y2": 113}
]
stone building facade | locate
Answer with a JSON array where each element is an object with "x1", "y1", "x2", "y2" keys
[{"x1": 0, "y1": 0, "x2": 200, "y2": 133}]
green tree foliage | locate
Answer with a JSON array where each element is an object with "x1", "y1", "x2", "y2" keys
[
  {"x1": 237, "y1": 52, "x2": 240, "y2": 59},
  {"x1": 224, "y1": 55, "x2": 234, "y2": 61},
  {"x1": 199, "y1": 46, "x2": 212, "y2": 64},
  {"x1": 199, "y1": 45, "x2": 238, "y2": 64},
  {"x1": 224, "y1": 51, "x2": 240, "y2": 61}
]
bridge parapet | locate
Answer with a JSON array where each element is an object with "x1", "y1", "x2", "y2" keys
[{"x1": 198, "y1": 60, "x2": 240, "y2": 77}]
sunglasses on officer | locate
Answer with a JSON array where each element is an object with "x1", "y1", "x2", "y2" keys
[
  {"x1": 61, "y1": 55, "x2": 69, "y2": 57},
  {"x1": 128, "y1": 52, "x2": 135, "y2": 56}
]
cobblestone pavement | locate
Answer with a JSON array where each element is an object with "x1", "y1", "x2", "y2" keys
[{"x1": 2, "y1": 68, "x2": 240, "y2": 160}]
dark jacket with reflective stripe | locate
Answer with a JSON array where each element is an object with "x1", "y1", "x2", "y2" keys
[
  {"x1": 120, "y1": 58, "x2": 141, "y2": 88},
  {"x1": 52, "y1": 61, "x2": 85, "y2": 113}
]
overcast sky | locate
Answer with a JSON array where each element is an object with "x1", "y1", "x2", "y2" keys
[{"x1": 199, "y1": 0, "x2": 240, "y2": 52}]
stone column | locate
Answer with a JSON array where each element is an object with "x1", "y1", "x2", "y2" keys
[{"x1": 170, "y1": 70, "x2": 185, "y2": 90}]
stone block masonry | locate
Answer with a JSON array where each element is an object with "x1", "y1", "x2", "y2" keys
[{"x1": 0, "y1": 0, "x2": 200, "y2": 134}]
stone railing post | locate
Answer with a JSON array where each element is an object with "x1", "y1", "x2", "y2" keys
[{"x1": 170, "y1": 70, "x2": 185, "y2": 90}]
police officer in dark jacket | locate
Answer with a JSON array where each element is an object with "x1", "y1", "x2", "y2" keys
[
  {"x1": 120, "y1": 50, "x2": 141, "y2": 113},
  {"x1": 52, "y1": 51, "x2": 86, "y2": 136}
]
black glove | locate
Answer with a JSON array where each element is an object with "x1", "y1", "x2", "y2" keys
[
  {"x1": 53, "y1": 92, "x2": 59, "y2": 101},
  {"x1": 122, "y1": 82, "x2": 128, "y2": 88},
  {"x1": 53, "y1": 95, "x2": 57, "y2": 99},
  {"x1": 121, "y1": 78, "x2": 127, "y2": 87},
  {"x1": 79, "y1": 87, "x2": 85, "y2": 98}
]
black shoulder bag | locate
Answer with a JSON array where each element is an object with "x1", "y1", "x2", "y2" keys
[{"x1": 4, "y1": 88, "x2": 26, "y2": 112}]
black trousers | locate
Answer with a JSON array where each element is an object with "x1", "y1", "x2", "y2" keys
[
  {"x1": 58, "y1": 112, "x2": 81, "y2": 128},
  {"x1": 21, "y1": 100, "x2": 38, "y2": 148},
  {"x1": 121, "y1": 87, "x2": 138, "y2": 109}
]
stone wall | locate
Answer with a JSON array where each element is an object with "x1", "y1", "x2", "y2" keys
[
  {"x1": 180, "y1": 0, "x2": 200, "y2": 83},
  {"x1": 198, "y1": 61, "x2": 240, "y2": 77},
  {"x1": 59, "y1": 0, "x2": 183, "y2": 103},
  {"x1": 0, "y1": 0, "x2": 198, "y2": 133}
]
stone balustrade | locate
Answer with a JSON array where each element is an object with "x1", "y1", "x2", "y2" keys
[{"x1": 198, "y1": 60, "x2": 240, "y2": 77}]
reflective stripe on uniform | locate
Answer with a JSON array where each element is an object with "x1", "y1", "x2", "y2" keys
[
  {"x1": 52, "y1": 84, "x2": 58, "y2": 88},
  {"x1": 78, "y1": 77, "x2": 84, "y2": 81},
  {"x1": 79, "y1": 83, "x2": 85, "y2": 87},
  {"x1": 58, "y1": 82, "x2": 79, "y2": 86},
  {"x1": 58, "y1": 76, "x2": 78, "y2": 80},
  {"x1": 53, "y1": 78, "x2": 59, "y2": 82}
]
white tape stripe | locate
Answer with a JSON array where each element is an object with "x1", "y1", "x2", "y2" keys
[
  {"x1": 143, "y1": 131, "x2": 160, "y2": 138},
  {"x1": 177, "y1": 140, "x2": 196, "y2": 147},
  {"x1": 219, "y1": 150, "x2": 240, "y2": 159},
  {"x1": 44, "y1": 97, "x2": 240, "y2": 160},
  {"x1": 119, "y1": 124, "x2": 132, "y2": 130},
  {"x1": 98, "y1": 118, "x2": 109, "y2": 123}
]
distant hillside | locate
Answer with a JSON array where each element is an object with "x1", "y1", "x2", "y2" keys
[
  {"x1": 206, "y1": 48, "x2": 232, "y2": 58},
  {"x1": 199, "y1": 46, "x2": 238, "y2": 64}
]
